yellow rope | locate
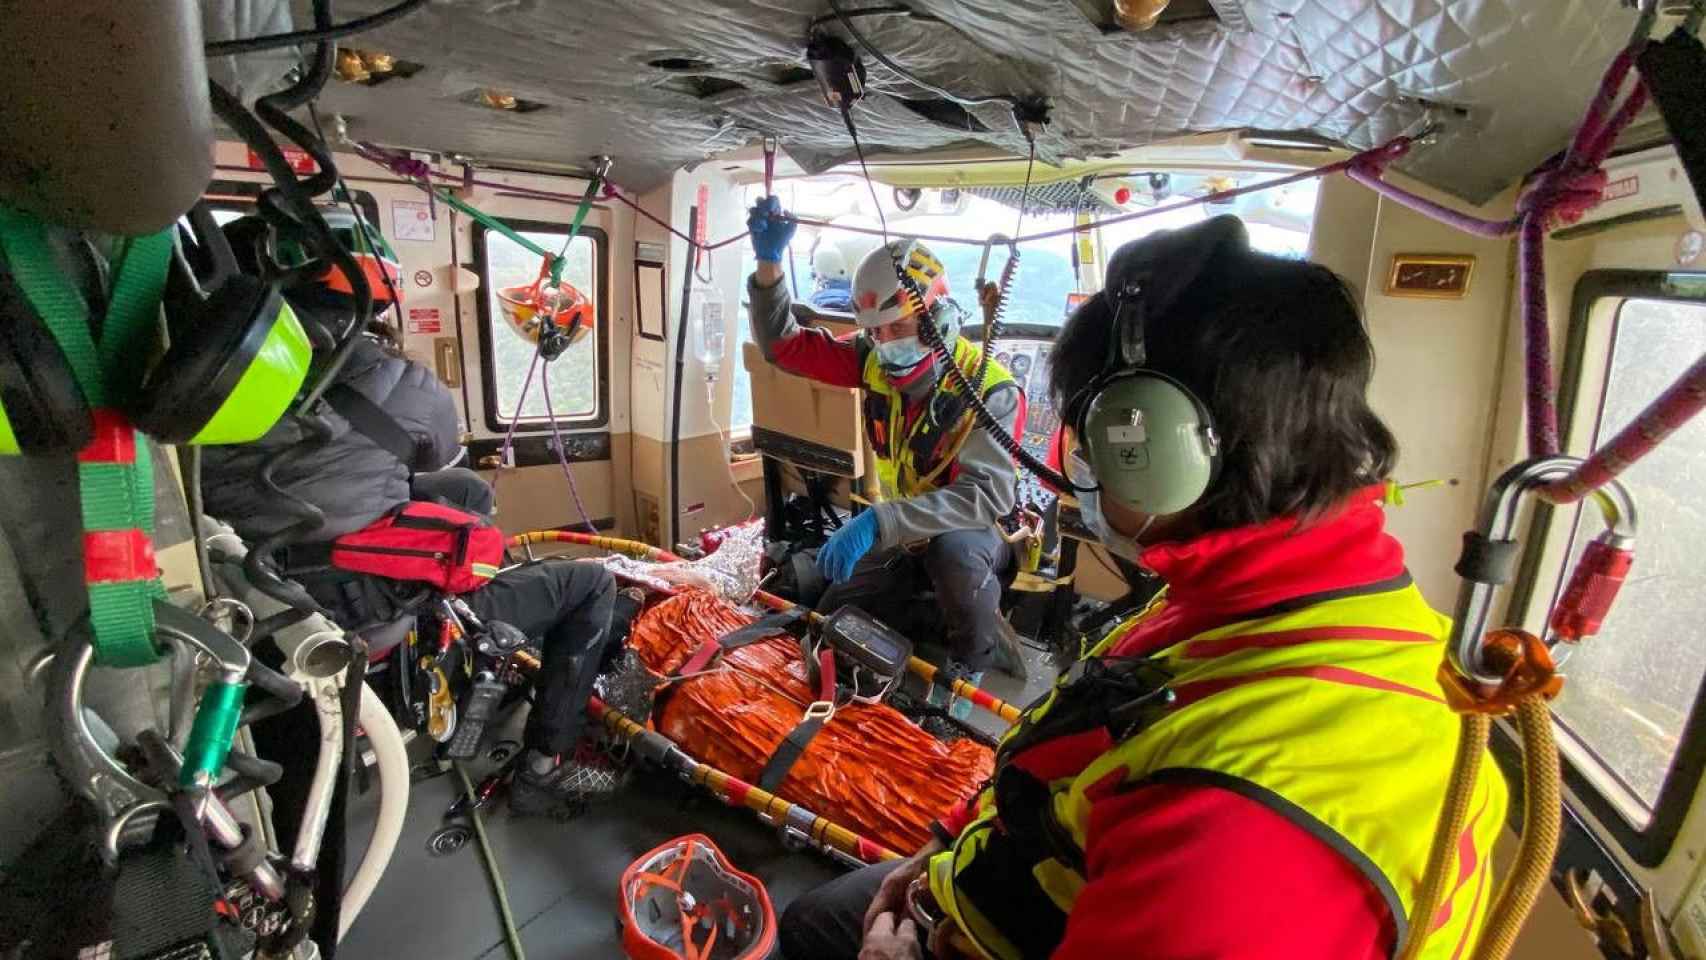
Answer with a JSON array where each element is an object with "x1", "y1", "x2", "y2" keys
[
  {"x1": 1397, "y1": 713, "x2": 1490, "y2": 960},
  {"x1": 1472, "y1": 696, "x2": 1560, "y2": 960}
]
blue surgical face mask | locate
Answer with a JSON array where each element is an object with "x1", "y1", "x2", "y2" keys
[
  {"x1": 874, "y1": 335, "x2": 929, "y2": 371},
  {"x1": 1069, "y1": 450, "x2": 1152, "y2": 562}
]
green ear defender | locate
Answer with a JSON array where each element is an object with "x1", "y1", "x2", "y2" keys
[
  {"x1": 1078, "y1": 363, "x2": 1219, "y2": 516},
  {"x1": 1069, "y1": 216, "x2": 1250, "y2": 517},
  {"x1": 0, "y1": 201, "x2": 311, "y2": 454}
]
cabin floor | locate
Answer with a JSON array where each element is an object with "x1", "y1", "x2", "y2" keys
[{"x1": 338, "y1": 643, "x2": 1059, "y2": 959}]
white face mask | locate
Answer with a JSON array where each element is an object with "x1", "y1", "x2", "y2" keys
[
  {"x1": 1069, "y1": 450, "x2": 1153, "y2": 562},
  {"x1": 874, "y1": 335, "x2": 929, "y2": 371}
]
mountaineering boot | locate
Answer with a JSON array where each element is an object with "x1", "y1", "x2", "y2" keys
[
  {"x1": 924, "y1": 660, "x2": 984, "y2": 724},
  {"x1": 510, "y1": 743, "x2": 620, "y2": 821}
]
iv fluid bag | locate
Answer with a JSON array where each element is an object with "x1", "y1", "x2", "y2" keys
[{"x1": 691, "y1": 285, "x2": 725, "y2": 376}]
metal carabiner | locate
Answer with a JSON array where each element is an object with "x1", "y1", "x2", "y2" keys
[
  {"x1": 1449, "y1": 456, "x2": 1638, "y2": 686},
  {"x1": 155, "y1": 601, "x2": 253, "y2": 791},
  {"x1": 974, "y1": 232, "x2": 1016, "y2": 291}
]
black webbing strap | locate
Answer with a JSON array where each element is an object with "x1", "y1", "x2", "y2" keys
[
  {"x1": 675, "y1": 606, "x2": 809, "y2": 677},
  {"x1": 758, "y1": 706, "x2": 832, "y2": 794},
  {"x1": 718, "y1": 607, "x2": 809, "y2": 650},
  {"x1": 758, "y1": 642, "x2": 837, "y2": 793},
  {"x1": 1639, "y1": 27, "x2": 1706, "y2": 217},
  {"x1": 326, "y1": 383, "x2": 420, "y2": 468}
]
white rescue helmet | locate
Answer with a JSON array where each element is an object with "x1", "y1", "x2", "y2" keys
[
  {"x1": 812, "y1": 245, "x2": 848, "y2": 282},
  {"x1": 852, "y1": 238, "x2": 949, "y2": 329}
]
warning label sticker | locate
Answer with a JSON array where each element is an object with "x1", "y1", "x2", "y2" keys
[{"x1": 407, "y1": 307, "x2": 443, "y2": 335}]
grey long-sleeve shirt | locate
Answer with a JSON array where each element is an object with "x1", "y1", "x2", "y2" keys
[{"x1": 746, "y1": 272, "x2": 1019, "y2": 550}]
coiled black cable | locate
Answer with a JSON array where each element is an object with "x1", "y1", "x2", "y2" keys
[{"x1": 896, "y1": 249, "x2": 1087, "y2": 492}]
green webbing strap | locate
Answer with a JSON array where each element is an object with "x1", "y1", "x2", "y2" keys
[
  {"x1": 0, "y1": 206, "x2": 173, "y2": 667},
  {"x1": 416, "y1": 171, "x2": 604, "y2": 288},
  {"x1": 548, "y1": 168, "x2": 604, "y2": 288}
]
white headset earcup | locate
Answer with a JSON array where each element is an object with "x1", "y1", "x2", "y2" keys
[{"x1": 1081, "y1": 371, "x2": 1218, "y2": 517}]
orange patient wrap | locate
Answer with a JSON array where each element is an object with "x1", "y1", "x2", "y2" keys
[{"x1": 627, "y1": 590, "x2": 995, "y2": 854}]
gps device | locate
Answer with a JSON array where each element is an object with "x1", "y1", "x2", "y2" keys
[{"x1": 819, "y1": 606, "x2": 912, "y2": 683}]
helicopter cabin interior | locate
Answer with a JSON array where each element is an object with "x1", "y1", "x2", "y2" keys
[{"x1": 2, "y1": 1, "x2": 1706, "y2": 959}]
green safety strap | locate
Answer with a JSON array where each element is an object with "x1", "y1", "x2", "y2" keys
[
  {"x1": 549, "y1": 168, "x2": 604, "y2": 288},
  {"x1": 0, "y1": 205, "x2": 173, "y2": 667},
  {"x1": 423, "y1": 172, "x2": 605, "y2": 287}
]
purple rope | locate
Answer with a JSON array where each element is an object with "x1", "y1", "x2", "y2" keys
[
  {"x1": 539, "y1": 355, "x2": 598, "y2": 533},
  {"x1": 497, "y1": 345, "x2": 541, "y2": 470},
  {"x1": 1518, "y1": 215, "x2": 1560, "y2": 455}
]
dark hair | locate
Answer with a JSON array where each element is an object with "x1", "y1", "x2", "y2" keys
[{"x1": 1051, "y1": 252, "x2": 1396, "y2": 532}]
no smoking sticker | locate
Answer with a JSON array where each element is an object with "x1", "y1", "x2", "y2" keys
[{"x1": 413, "y1": 269, "x2": 434, "y2": 288}]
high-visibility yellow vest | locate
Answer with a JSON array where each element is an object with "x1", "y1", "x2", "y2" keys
[
  {"x1": 860, "y1": 337, "x2": 1016, "y2": 501},
  {"x1": 928, "y1": 579, "x2": 1509, "y2": 960}
]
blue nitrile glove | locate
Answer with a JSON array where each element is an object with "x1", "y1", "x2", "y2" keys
[
  {"x1": 817, "y1": 510, "x2": 878, "y2": 583},
  {"x1": 748, "y1": 196, "x2": 796, "y2": 263}
]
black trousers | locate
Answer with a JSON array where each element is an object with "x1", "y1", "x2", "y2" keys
[
  {"x1": 779, "y1": 859, "x2": 905, "y2": 960},
  {"x1": 409, "y1": 467, "x2": 495, "y2": 516},
  {"x1": 461, "y1": 558, "x2": 617, "y2": 755},
  {"x1": 816, "y1": 527, "x2": 1012, "y2": 672}
]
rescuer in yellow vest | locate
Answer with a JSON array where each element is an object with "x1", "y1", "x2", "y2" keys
[
  {"x1": 746, "y1": 198, "x2": 1023, "y2": 692},
  {"x1": 778, "y1": 216, "x2": 1510, "y2": 960}
]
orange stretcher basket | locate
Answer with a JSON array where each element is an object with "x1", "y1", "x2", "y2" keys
[
  {"x1": 627, "y1": 590, "x2": 995, "y2": 854},
  {"x1": 619, "y1": 834, "x2": 777, "y2": 960}
]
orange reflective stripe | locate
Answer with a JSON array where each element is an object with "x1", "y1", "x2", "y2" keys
[
  {"x1": 1430, "y1": 792, "x2": 1491, "y2": 932},
  {"x1": 1183, "y1": 624, "x2": 1438, "y2": 659},
  {"x1": 1170, "y1": 664, "x2": 1447, "y2": 709}
]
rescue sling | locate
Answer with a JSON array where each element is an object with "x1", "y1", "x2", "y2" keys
[{"x1": 928, "y1": 578, "x2": 1510, "y2": 960}]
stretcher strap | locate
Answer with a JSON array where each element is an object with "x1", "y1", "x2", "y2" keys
[
  {"x1": 0, "y1": 207, "x2": 171, "y2": 667},
  {"x1": 757, "y1": 706, "x2": 830, "y2": 794},
  {"x1": 758, "y1": 645, "x2": 837, "y2": 794},
  {"x1": 677, "y1": 607, "x2": 808, "y2": 677}
]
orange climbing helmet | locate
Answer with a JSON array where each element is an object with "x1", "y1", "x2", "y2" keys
[
  {"x1": 618, "y1": 834, "x2": 777, "y2": 960},
  {"x1": 316, "y1": 208, "x2": 404, "y2": 304}
]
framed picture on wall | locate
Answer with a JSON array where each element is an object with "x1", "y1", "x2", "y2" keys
[
  {"x1": 1385, "y1": 254, "x2": 1475, "y2": 299},
  {"x1": 636, "y1": 258, "x2": 667, "y2": 341}
]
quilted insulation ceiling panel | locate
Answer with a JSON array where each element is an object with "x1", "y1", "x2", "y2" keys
[{"x1": 290, "y1": 0, "x2": 1651, "y2": 202}]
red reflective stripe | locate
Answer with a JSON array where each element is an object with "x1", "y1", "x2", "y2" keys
[
  {"x1": 1449, "y1": 826, "x2": 1495, "y2": 960},
  {"x1": 1170, "y1": 665, "x2": 1446, "y2": 709},
  {"x1": 969, "y1": 687, "x2": 999, "y2": 710},
  {"x1": 1184, "y1": 625, "x2": 1438, "y2": 658},
  {"x1": 83, "y1": 529, "x2": 156, "y2": 582},
  {"x1": 856, "y1": 836, "x2": 886, "y2": 863},
  {"x1": 77, "y1": 410, "x2": 136, "y2": 464},
  {"x1": 1430, "y1": 793, "x2": 1490, "y2": 931}
]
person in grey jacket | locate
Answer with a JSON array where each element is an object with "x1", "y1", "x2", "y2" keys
[
  {"x1": 201, "y1": 223, "x2": 617, "y2": 818},
  {"x1": 745, "y1": 197, "x2": 1021, "y2": 677}
]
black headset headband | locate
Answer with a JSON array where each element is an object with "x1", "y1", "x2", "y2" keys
[
  {"x1": 1068, "y1": 215, "x2": 1252, "y2": 432},
  {"x1": 1100, "y1": 215, "x2": 1251, "y2": 374}
]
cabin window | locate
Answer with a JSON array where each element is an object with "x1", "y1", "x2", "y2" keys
[
  {"x1": 1535, "y1": 282, "x2": 1706, "y2": 837},
  {"x1": 473, "y1": 220, "x2": 607, "y2": 429},
  {"x1": 1097, "y1": 175, "x2": 1319, "y2": 260}
]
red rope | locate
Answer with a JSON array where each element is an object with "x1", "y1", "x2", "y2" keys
[
  {"x1": 1344, "y1": 40, "x2": 1692, "y2": 504},
  {"x1": 356, "y1": 38, "x2": 1698, "y2": 512}
]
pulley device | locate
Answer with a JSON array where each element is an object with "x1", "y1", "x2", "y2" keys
[{"x1": 495, "y1": 156, "x2": 612, "y2": 360}]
